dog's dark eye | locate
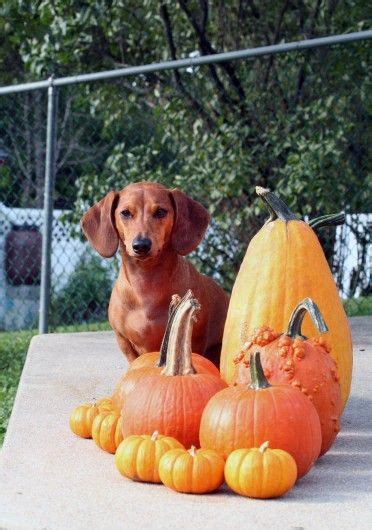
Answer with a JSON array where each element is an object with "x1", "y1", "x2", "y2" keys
[
  {"x1": 153, "y1": 208, "x2": 168, "y2": 219},
  {"x1": 121, "y1": 209, "x2": 133, "y2": 219}
]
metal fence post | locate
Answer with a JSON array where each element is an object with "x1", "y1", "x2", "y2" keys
[{"x1": 39, "y1": 76, "x2": 58, "y2": 334}]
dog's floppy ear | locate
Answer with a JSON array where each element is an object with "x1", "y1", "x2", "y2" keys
[
  {"x1": 170, "y1": 189, "x2": 210, "y2": 255},
  {"x1": 80, "y1": 191, "x2": 119, "y2": 258}
]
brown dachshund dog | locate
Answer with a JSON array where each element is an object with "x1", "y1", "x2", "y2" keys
[{"x1": 81, "y1": 182, "x2": 229, "y2": 365}]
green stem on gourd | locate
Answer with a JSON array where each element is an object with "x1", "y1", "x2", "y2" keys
[
  {"x1": 157, "y1": 294, "x2": 182, "y2": 367},
  {"x1": 256, "y1": 186, "x2": 298, "y2": 223},
  {"x1": 256, "y1": 186, "x2": 345, "y2": 232},
  {"x1": 249, "y1": 352, "x2": 271, "y2": 390},
  {"x1": 286, "y1": 297, "x2": 328, "y2": 340},
  {"x1": 308, "y1": 212, "x2": 345, "y2": 230},
  {"x1": 161, "y1": 290, "x2": 200, "y2": 376}
]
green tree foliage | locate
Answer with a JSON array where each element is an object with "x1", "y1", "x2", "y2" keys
[{"x1": 0, "y1": 1, "x2": 370, "y2": 292}]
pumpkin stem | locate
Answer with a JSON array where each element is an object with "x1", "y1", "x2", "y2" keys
[
  {"x1": 308, "y1": 212, "x2": 345, "y2": 231},
  {"x1": 286, "y1": 298, "x2": 328, "y2": 340},
  {"x1": 259, "y1": 441, "x2": 270, "y2": 453},
  {"x1": 151, "y1": 430, "x2": 159, "y2": 442},
  {"x1": 157, "y1": 294, "x2": 182, "y2": 367},
  {"x1": 249, "y1": 352, "x2": 271, "y2": 390},
  {"x1": 256, "y1": 186, "x2": 297, "y2": 223},
  {"x1": 189, "y1": 445, "x2": 197, "y2": 457},
  {"x1": 161, "y1": 290, "x2": 200, "y2": 376}
]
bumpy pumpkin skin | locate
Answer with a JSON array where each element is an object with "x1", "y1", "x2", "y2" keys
[
  {"x1": 224, "y1": 442, "x2": 297, "y2": 498},
  {"x1": 200, "y1": 353, "x2": 322, "y2": 479},
  {"x1": 115, "y1": 431, "x2": 184, "y2": 483},
  {"x1": 235, "y1": 332, "x2": 341, "y2": 456},
  {"x1": 92, "y1": 411, "x2": 123, "y2": 453},
  {"x1": 220, "y1": 189, "x2": 352, "y2": 408},
  {"x1": 159, "y1": 446, "x2": 225, "y2": 494},
  {"x1": 69, "y1": 404, "x2": 100, "y2": 439}
]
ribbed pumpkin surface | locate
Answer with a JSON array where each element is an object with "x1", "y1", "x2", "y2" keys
[
  {"x1": 220, "y1": 219, "x2": 352, "y2": 407},
  {"x1": 122, "y1": 373, "x2": 226, "y2": 448}
]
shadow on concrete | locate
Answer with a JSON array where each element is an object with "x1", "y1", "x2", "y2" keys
[
  {"x1": 282, "y1": 394, "x2": 372, "y2": 504},
  {"x1": 342, "y1": 395, "x2": 372, "y2": 431}
]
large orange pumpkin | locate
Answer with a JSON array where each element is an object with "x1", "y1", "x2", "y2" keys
[
  {"x1": 220, "y1": 186, "x2": 352, "y2": 408},
  {"x1": 112, "y1": 295, "x2": 220, "y2": 411},
  {"x1": 234, "y1": 298, "x2": 342, "y2": 456},
  {"x1": 200, "y1": 351, "x2": 322, "y2": 478},
  {"x1": 121, "y1": 290, "x2": 227, "y2": 448}
]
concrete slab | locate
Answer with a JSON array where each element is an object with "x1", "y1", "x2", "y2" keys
[{"x1": 0, "y1": 317, "x2": 371, "y2": 530}]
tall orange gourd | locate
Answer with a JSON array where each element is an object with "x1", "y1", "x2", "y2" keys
[{"x1": 220, "y1": 187, "x2": 352, "y2": 408}]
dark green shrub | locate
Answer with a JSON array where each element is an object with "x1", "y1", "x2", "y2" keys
[{"x1": 50, "y1": 254, "x2": 114, "y2": 327}]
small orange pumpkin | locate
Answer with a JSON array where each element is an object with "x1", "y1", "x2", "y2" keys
[
  {"x1": 159, "y1": 446, "x2": 225, "y2": 494},
  {"x1": 115, "y1": 431, "x2": 184, "y2": 483},
  {"x1": 200, "y1": 351, "x2": 321, "y2": 478},
  {"x1": 224, "y1": 441, "x2": 297, "y2": 498},
  {"x1": 69, "y1": 403, "x2": 100, "y2": 438},
  {"x1": 234, "y1": 298, "x2": 342, "y2": 455},
  {"x1": 96, "y1": 396, "x2": 114, "y2": 412},
  {"x1": 92, "y1": 411, "x2": 123, "y2": 453}
]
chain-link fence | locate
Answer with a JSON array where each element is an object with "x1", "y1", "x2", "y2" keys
[{"x1": 0, "y1": 32, "x2": 371, "y2": 334}]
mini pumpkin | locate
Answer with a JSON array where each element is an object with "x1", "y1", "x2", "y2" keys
[
  {"x1": 224, "y1": 441, "x2": 297, "y2": 498},
  {"x1": 69, "y1": 403, "x2": 100, "y2": 438},
  {"x1": 234, "y1": 298, "x2": 342, "y2": 455},
  {"x1": 121, "y1": 290, "x2": 227, "y2": 448},
  {"x1": 159, "y1": 446, "x2": 225, "y2": 494},
  {"x1": 96, "y1": 396, "x2": 114, "y2": 412},
  {"x1": 200, "y1": 351, "x2": 321, "y2": 478},
  {"x1": 92, "y1": 411, "x2": 123, "y2": 453},
  {"x1": 115, "y1": 431, "x2": 184, "y2": 483}
]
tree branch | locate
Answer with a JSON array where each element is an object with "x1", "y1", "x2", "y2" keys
[
  {"x1": 178, "y1": 0, "x2": 246, "y2": 106},
  {"x1": 295, "y1": 0, "x2": 323, "y2": 104},
  {"x1": 159, "y1": 3, "x2": 216, "y2": 128}
]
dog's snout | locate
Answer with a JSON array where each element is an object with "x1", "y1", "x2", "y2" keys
[{"x1": 132, "y1": 236, "x2": 152, "y2": 255}]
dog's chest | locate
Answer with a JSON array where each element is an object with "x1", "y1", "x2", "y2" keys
[{"x1": 124, "y1": 310, "x2": 166, "y2": 354}]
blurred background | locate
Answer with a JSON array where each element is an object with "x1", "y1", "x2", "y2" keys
[{"x1": 0, "y1": 0, "x2": 370, "y2": 442}]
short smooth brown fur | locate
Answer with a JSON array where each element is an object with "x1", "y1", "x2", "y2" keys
[{"x1": 81, "y1": 182, "x2": 229, "y2": 365}]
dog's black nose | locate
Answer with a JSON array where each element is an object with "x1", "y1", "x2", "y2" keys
[{"x1": 132, "y1": 237, "x2": 152, "y2": 255}]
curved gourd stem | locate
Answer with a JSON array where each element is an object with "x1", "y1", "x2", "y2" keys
[
  {"x1": 249, "y1": 352, "x2": 271, "y2": 390},
  {"x1": 286, "y1": 297, "x2": 328, "y2": 340},
  {"x1": 308, "y1": 212, "x2": 345, "y2": 230},
  {"x1": 161, "y1": 290, "x2": 200, "y2": 376},
  {"x1": 157, "y1": 294, "x2": 182, "y2": 367},
  {"x1": 256, "y1": 186, "x2": 298, "y2": 223},
  {"x1": 256, "y1": 186, "x2": 345, "y2": 231}
]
